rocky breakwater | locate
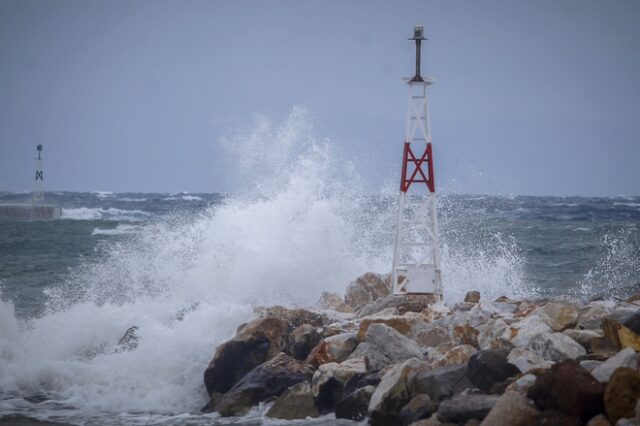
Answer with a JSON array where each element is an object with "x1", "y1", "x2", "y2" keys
[{"x1": 202, "y1": 272, "x2": 640, "y2": 425}]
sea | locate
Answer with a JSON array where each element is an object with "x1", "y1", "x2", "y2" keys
[{"x1": 1, "y1": 111, "x2": 639, "y2": 425}]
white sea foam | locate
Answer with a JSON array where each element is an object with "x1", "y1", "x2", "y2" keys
[
  {"x1": 165, "y1": 195, "x2": 203, "y2": 201},
  {"x1": 91, "y1": 224, "x2": 142, "y2": 236},
  {"x1": 0, "y1": 107, "x2": 530, "y2": 423},
  {"x1": 61, "y1": 207, "x2": 151, "y2": 221},
  {"x1": 92, "y1": 191, "x2": 114, "y2": 198}
]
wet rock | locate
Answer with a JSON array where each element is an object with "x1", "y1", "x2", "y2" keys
[
  {"x1": 480, "y1": 391, "x2": 540, "y2": 426},
  {"x1": 527, "y1": 359, "x2": 605, "y2": 421},
  {"x1": 335, "y1": 384, "x2": 376, "y2": 421},
  {"x1": 526, "y1": 332, "x2": 587, "y2": 362},
  {"x1": 502, "y1": 315, "x2": 552, "y2": 348},
  {"x1": 368, "y1": 358, "x2": 432, "y2": 426},
  {"x1": 508, "y1": 348, "x2": 553, "y2": 373},
  {"x1": 537, "y1": 302, "x2": 579, "y2": 332},
  {"x1": 255, "y1": 305, "x2": 329, "y2": 332},
  {"x1": 357, "y1": 313, "x2": 425, "y2": 341},
  {"x1": 351, "y1": 323, "x2": 424, "y2": 371},
  {"x1": 437, "y1": 394, "x2": 499, "y2": 424},
  {"x1": 481, "y1": 298, "x2": 519, "y2": 315},
  {"x1": 399, "y1": 394, "x2": 437, "y2": 426},
  {"x1": 305, "y1": 332, "x2": 358, "y2": 368},
  {"x1": 217, "y1": 353, "x2": 312, "y2": 417},
  {"x1": 414, "y1": 363, "x2": 471, "y2": 402},
  {"x1": 265, "y1": 381, "x2": 319, "y2": 420},
  {"x1": 452, "y1": 324, "x2": 480, "y2": 348},
  {"x1": 603, "y1": 317, "x2": 640, "y2": 351},
  {"x1": 357, "y1": 294, "x2": 441, "y2": 318},
  {"x1": 317, "y1": 291, "x2": 353, "y2": 313},
  {"x1": 465, "y1": 291, "x2": 481, "y2": 304},
  {"x1": 563, "y1": 328, "x2": 605, "y2": 351},
  {"x1": 344, "y1": 272, "x2": 390, "y2": 310},
  {"x1": 586, "y1": 414, "x2": 612, "y2": 426},
  {"x1": 434, "y1": 344, "x2": 477, "y2": 367},
  {"x1": 312, "y1": 357, "x2": 367, "y2": 411},
  {"x1": 604, "y1": 367, "x2": 640, "y2": 425},
  {"x1": 592, "y1": 348, "x2": 639, "y2": 383},
  {"x1": 466, "y1": 349, "x2": 520, "y2": 392},
  {"x1": 288, "y1": 324, "x2": 321, "y2": 360},
  {"x1": 477, "y1": 319, "x2": 510, "y2": 350},
  {"x1": 578, "y1": 302, "x2": 616, "y2": 329},
  {"x1": 204, "y1": 316, "x2": 287, "y2": 395}
]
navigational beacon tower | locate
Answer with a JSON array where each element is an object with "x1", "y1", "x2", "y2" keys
[{"x1": 391, "y1": 25, "x2": 442, "y2": 299}]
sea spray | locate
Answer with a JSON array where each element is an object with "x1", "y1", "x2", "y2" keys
[{"x1": 0, "y1": 107, "x2": 530, "y2": 423}]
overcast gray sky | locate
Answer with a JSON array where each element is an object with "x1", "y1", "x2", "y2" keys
[{"x1": 1, "y1": 0, "x2": 639, "y2": 196}]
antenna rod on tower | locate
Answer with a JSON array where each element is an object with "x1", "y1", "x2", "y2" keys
[{"x1": 409, "y1": 25, "x2": 426, "y2": 82}]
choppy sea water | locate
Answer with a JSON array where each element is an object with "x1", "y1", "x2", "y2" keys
[{"x1": 1, "y1": 111, "x2": 639, "y2": 425}]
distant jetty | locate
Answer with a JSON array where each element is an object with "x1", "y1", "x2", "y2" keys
[
  {"x1": 0, "y1": 144, "x2": 61, "y2": 220},
  {"x1": 0, "y1": 204, "x2": 61, "y2": 220}
]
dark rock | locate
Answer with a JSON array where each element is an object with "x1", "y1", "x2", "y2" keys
[
  {"x1": 335, "y1": 384, "x2": 376, "y2": 421},
  {"x1": 414, "y1": 363, "x2": 471, "y2": 402},
  {"x1": 344, "y1": 272, "x2": 390, "y2": 310},
  {"x1": 288, "y1": 324, "x2": 320, "y2": 360},
  {"x1": 466, "y1": 349, "x2": 520, "y2": 392},
  {"x1": 399, "y1": 394, "x2": 436, "y2": 425},
  {"x1": 535, "y1": 409, "x2": 581, "y2": 426},
  {"x1": 625, "y1": 313, "x2": 640, "y2": 339},
  {"x1": 216, "y1": 353, "x2": 312, "y2": 417},
  {"x1": 527, "y1": 359, "x2": 605, "y2": 421},
  {"x1": 465, "y1": 291, "x2": 481, "y2": 304},
  {"x1": 437, "y1": 394, "x2": 499, "y2": 424},
  {"x1": 602, "y1": 317, "x2": 640, "y2": 352},
  {"x1": 604, "y1": 367, "x2": 640, "y2": 425},
  {"x1": 342, "y1": 371, "x2": 382, "y2": 396},
  {"x1": 311, "y1": 358, "x2": 367, "y2": 412},
  {"x1": 265, "y1": 381, "x2": 319, "y2": 420},
  {"x1": 203, "y1": 316, "x2": 287, "y2": 395},
  {"x1": 200, "y1": 391, "x2": 223, "y2": 413}
]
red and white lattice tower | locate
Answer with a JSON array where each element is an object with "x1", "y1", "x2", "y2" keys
[{"x1": 391, "y1": 25, "x2": 442, "y2": 298}]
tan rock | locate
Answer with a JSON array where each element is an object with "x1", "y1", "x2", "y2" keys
[
  {"x1": 464, "y1": 291, "x2": 481, "y2": 303},
  {"x1": 433, "y1": 344, "x2": 477, "y2": 367},
  {"x1": 317, "y1": 291, "x2": 354, "y2": 313},
  {"x1": 602, "y1": 317, "x2": 640, "y2": 351},
  {"x1": 479, "y1": 391, "x2": 540, "y2": 426},
  {"x1": 266, "y1": 381, "x2": 319, "y2": 419},
  {"x1": 344, "y1": 272, "x2": 390, "y2": 310},
  {"x1": 357, "y1": 312, "x2": 424, "y2": 342},
  {"x1": 305, "y1": 332, "x2": 358, "y2": 368},
  {"x1": 537, "y1": 302, "x2": 579, "y2": 331},
  {"x1": 563, "y1": 328, "x2": 604, "y2": 351},
  {"x1": 604, "y1": 367, "x2": 640, "y2": 424},
  {"x1": 311, "y1": 357, "x2": 367, "y2": 398}
]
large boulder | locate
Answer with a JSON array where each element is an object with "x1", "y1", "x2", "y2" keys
[
  {"x1": 335, "y1": 385, "x2": 376, "y2": 421},
  {"x1": 203, "y1": 317, "x2": 287, "y2": 395},
  {"x1": 316, "y1": 291, "x2": 353, "y2": 313},
  {"x1": 216, "y1": 353, "x2": 312, "y2": 417},
  {"x1": 526, "y1": 332, "x2": 587, "y2": 362},
  {"x1": 537, "y1": 302, "x2": 579, "y2": 331},
  {"x1": 311, "y1": 358, "x2": 367, "y2": 406},
  {"x1": 527, "y1": 359, "x2": 605, "y2": 421},
  {"x1": 357, "y1": 313, "x2": 425, "y2": 342},
  {"x1": 577, "y1": 301, "x2": 615, "y2": 329},
  {"x1": 592, "y1": 347, "x2": 639, "y2": 383},
  {"x1": 433, "y1": 344, "x2": 477, "y2": 367},
  {"x1": 254, "y1": 305, "x2": 329, "y2": 332},
  {"x1": 604, "y1": 367, "x2": 640, "y2": 425},
  {"x1": 288, "y1": 324, "x2": 321, "y2": 360},
  {"x1": 507, "y1": 348, "x2": 553, "y2": 373},
  {"x1": 563, "y1": 328, "x2": 605, "y2": 351},
  {"x1": 501, "y1": 315, "x2": 552, "y2": 348},
  {"x1": 399, "y1": 394, "x2": 437, "y2": 425},
  {"x1": 305, "y1": 332, "x2": 358, "y2": 368},
  {"x1": 437, "y1": 394, "x2": 499, "y2": 424},
  {"x1": 466, "y1": 349, "x2": 520, "y2": 392},
  {"x1": 368, "y1": 358, "x2": 432, "y2": 426},
  {"x1": 357, "y1": 294, "x2": 439, "y2": 318},
  {"x1": 480, "y1": 391, "x2": 540, "y2": 426},
  {"x1": 344, "y1": 272, "x2": 390, "y2": 310},
  {"x1": 265, "y1": 381, "x2": 319, "y2": 420},
  {"x1": 349, "y1": 323, "x2": 424, "y2": 372},
  {"x1": 603, "y1": 316, "x2": 640, "y2": 351},
  {"x1": 464, "y1": 291, "x2": 481, "y2": 303},
  {"x1": 414, "y1": 363, "x2": 471, "y2": 402}
]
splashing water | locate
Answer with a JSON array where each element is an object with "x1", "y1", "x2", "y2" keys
[{"x1": 0, "y1": 107, "x2": 529, "y2": 423}]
